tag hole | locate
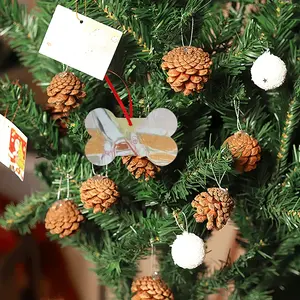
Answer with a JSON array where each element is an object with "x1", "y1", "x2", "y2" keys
[{"x1": 80, "y1": 20, "x2": 83, "y2": 24}]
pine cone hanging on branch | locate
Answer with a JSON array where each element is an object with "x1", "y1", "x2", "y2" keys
[
  {"x1": 223, "y1": 131, "x2": 261, "y2": 172},
  {"x1": 131, "y1": 276, "x2": 174, "y2": 300},
  {"x1": 161, "y1": 46, "x2": 212, "y2": 96},
  {"x1": 45, "y1": 200, "x2": 84, "y2": 238},
  {"x1": 122, "y1": 156, "x2": 161, "y2": 181},
  {"x1": 80, "y1": 176, "x2": 120, "y2": 213},
  {"x1": 46, "y1": 72, "x2": 86, "y2": 128},
  {"x1": 192, "y1": 188, "x2": 234, "y2": 230}
]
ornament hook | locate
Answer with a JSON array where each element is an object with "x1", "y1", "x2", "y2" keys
[
  {"x1": 92, "y1": 164, "x2": 97, "y2": 176},
  {"x1": 91, "y1": 164, "x2": 108, "y2": 177},
  {"x1": 180, "y1": 16, "x2": 194, "y2": 47},
  {"x1": 209, "y1": 163, "x2": 227, "y2": 191},
  {"x1": 150, "y1": 237, "x2": 159, "y2": 278},
  {"x1": 233, "y1": 98, "x2": 243, "y2": 132},
  {"x1": 63, "y1": 64, "x2": 69, "y2": 72},
  {"x1": 56, "y1": 176, "x2": 63, "y2": 200},
  {"x1": 66, "y1": 174, "x2": 70, "y2": 200},
  {"x1": 173, "y1": 210, "x2": 188, "y2": 233},
  {"x1": 150, "y1": 238, "x2": 155, "y2": 277}
]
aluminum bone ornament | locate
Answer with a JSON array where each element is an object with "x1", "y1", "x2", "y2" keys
[{"x1": 85, "y1": 108, "x2": 178, "y2": 166}]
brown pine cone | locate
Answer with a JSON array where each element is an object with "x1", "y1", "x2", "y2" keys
[
  {"x1": 224, "y1": 131, "x2": 261, "y2": 172},
  {"x1": 46, "y1": 72, "x2": 86, "y2": 128},
  {"x1": 161, "y1": 46, "x2": 212, "y2": 96},
  {"x1": 122, "y1": 156, "x2": 161, "y2": 181},
  {"x1": 80, "y1": 176, "x2": 120, "y2": 213},
  {"x1": 131, "y1": 276, "x2": 174, "y2": 300},
  {"x1": 45, "y1": 200, "x2": 84, "y2": 238},
  {"x1": 192, "y1": 188, "x2": 234, "y2": 230}
]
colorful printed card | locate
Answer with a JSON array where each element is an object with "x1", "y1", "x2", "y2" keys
[
  {"x1": 85, "y1": 108, "x2": 178, "y2": 166},
  {"x1": 39, "y1": 5, "x2": 122, "y2": 80},
  {"x1": 0, "y1": 115, "x2": 27, "y2": 181}
]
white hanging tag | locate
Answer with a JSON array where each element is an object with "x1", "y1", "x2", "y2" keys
[
  {"x1": 0, "y1": 114, "x2": 27, "y2": 181},
  {"x1": 39, "y1": 5, "x2": 122, "y2": 80}
]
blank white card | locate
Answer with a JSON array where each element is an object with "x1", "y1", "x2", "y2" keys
[{"x1": 39, "y1": 5, "x2": 122, "y2": 80}]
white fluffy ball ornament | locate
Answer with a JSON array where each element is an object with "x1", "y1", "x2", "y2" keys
[
  {"x1": 251, "y1": 51, "x2": 287, "y2": 90},
  {"x1": 171, "y1": 231, "x2": 205, "y2": 269}
]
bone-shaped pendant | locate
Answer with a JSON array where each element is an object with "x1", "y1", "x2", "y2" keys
[{"x1": 85, "y1": 108, "x2": 178, "y2": 166}]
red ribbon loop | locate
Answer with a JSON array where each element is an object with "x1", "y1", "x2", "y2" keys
[{"x1": 104, "y1": 70, "x2": 133, "y2": 126}]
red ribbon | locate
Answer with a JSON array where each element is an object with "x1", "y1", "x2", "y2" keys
[{"x1": 104, "y1": 70, "x2": 133, "y2": 126}]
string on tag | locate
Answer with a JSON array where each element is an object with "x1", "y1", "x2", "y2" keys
[
  {"x1": 173, "y1": 211, "x2": 189, "y2": 232},
  {"x1": 233, "y1": 99, "x2": 242, "y2": 132},
  {"x1": 4, "y1": 105, "x2": 9, "y2": 118},
  {"x1": 104, "y1": 70, "x2": 133, "y2": 126},
  {"x1": 11, "y1": 99, "x2": 21, "y2": 123},
  {"x1": 181, "y1": 16, "x2": 194, "y2": 47},
  {"x1": 76, "y1": 0, "x2": 87, "y2": 23},
  {"x1": 3, "y1": 99, "x2": 22, "y2": 123}
]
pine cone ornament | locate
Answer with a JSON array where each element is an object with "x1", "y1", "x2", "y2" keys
[
  {"x1": 224, "y1": 131, "x2": 261, "y2": 172},
  {"x1": 192, "y1": 188, "x2": 234, "y2": 230},
  {"x1": 45, "y1": 200, "x2": 84, "y2": 238},
  {"x1": 122, "y1": 156, "x2": 161, "y2": 181},
  {"x1": 161, "y1": 46, "x2": 212, "y2": 96},
  {"x1": 80, "y1": 176, "x2": 120, "y2": 213},
  {"x1": 46, "y1": 72, "x2": 86, "y2": 127},
  {"x1": 131, "y1": 276, "x2": 174, "y2": 300}
]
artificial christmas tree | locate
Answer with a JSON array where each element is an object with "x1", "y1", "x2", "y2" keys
[{"x1": 0, "y1": 1, "x2": 300, "y2": 299}]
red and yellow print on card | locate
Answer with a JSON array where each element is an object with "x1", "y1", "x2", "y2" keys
[{"x1": 0, "y1": 114, "x2": 27, "y2": 181}]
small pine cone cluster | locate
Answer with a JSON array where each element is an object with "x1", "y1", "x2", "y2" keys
[
  {"x1": 224, "y1": 131, "x2": 261, "y2": 172},
  {"x1": 161, "y1": 46, "x2": 212, "y2": 96},
  {"x1": 80, "y1": 176, "x2": 120, "y2": 213},
  {"x1": 192, "y1": 188, "x2": 234, "y2": 230},
  {"x1": 45, "y1": 200, "x2": 84, "y2": 238},
  {"x1": 122, "y1": 156, "x2": 161, "y2": 181},
  {"x1": 46, "y1": 72, "x2": 86, "y2": 128},
  {"x1": 131, "y1": 276, "x2": 174, "y2": 300}
]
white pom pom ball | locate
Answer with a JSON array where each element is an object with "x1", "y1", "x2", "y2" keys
[
  {"x1": 171, "y1": 231, "x2": 205, "y2": 269},
  {"x1": 251, "y1": 51, "x2": 287, "y2": 90}
]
